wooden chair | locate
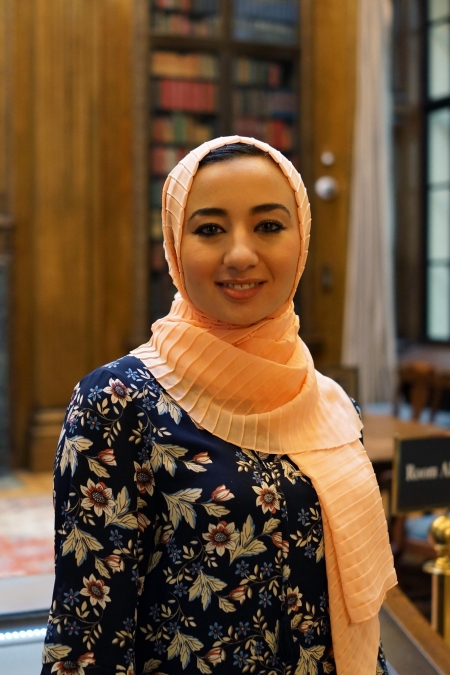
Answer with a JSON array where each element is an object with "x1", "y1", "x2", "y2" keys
[
  {"x1": 394, "y1": 361, "x2": 437, "y2": 420},
  {"x1": 430, "y1": 371, "x2": 450, "y2": 421}
]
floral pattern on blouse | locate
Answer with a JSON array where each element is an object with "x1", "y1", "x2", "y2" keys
[{"x1": 41, "y1": 355, "x2": 389, "y2": 675}]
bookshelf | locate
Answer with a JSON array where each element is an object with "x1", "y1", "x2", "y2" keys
[{"x1": 149, "y1": 0, "x2": 300, "y2": 323}]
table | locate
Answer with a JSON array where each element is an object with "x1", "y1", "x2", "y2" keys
[{"x1": 362, "y1": 414, "x2": 449, "y2": 463}]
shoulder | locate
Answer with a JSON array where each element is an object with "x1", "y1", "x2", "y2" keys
[
  {"x1": 71, "y1": 354, "x2": 185, "y2": 427},
  {"x1": 73, "y1": 354, "x2": 161, "y2": 399},
  {"x1": 68, "y1": 355, "x2": 158, "y2": 422}
]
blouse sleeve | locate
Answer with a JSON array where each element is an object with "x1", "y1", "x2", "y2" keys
[{"x1": 41, "y1": 366, "x2": 154, "y2": 675}]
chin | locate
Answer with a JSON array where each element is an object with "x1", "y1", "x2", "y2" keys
[{"x1": 212, "y1": 308, "x2": 269, "y2": 326}]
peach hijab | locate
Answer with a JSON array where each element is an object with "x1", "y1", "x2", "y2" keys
[{"x1": 132, "y1": 136, "x2": 396, "y2": 674}]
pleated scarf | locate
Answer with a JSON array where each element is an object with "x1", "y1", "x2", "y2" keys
[{"x1": 132, "y1": 136, "x2": 397, "y2": 674}]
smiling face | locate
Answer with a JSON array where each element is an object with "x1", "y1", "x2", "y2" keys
[{"x1": 180, "y1": 156, "x2": 301, "y2": 325}]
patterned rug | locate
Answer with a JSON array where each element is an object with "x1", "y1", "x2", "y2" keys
[{"x1": 0, "y1": 495, "x2": 54, "y2": 578}]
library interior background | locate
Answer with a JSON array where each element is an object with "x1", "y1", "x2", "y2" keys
[{"x1": 2, "y1": 0, "x2": 450, "y2": 672}]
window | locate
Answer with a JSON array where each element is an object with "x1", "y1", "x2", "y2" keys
[{"x1": 426, "y1": 0, "x2": 450, "y2": 340}]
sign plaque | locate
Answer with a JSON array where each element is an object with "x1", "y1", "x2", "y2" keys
[{"x1": 392, "y1": 436, "x2": 450, "y2": 514}]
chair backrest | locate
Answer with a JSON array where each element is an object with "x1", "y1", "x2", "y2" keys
[{"x1": 396, "y1": 360, "x2": 436, "y2": 420}]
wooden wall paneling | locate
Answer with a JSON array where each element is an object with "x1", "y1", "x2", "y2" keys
[
  {"x1": 306, "y1": 0, "x2": 359, "y2": 366},
  {"x1": 11, "y1": 0, "x2": 137, "y2": 470},
  {"x1": 0, "y1": 0, "x2": 13, "y2": 474},
  {"x1": 298, "y1": 0, "x2": 316, "y2": 345},
  {"x1": 0, "y1": 0, "x2": 12, "y2": 213},
  {"x1": 11, "y1": 0, "x2": 35, "y2": 467},
  {"x1": 130, "y1": 0, "x2": 150, "y2": 348},
  {"x1": 94, "y1": 0, "x2": 134, "y2": 365}
]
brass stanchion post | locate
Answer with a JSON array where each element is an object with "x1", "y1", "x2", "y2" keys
[{"x1": 423, "y1": 514, "x2": 450, "y2": 646}]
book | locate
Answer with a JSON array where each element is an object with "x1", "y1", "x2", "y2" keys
[
  {"x1": 153, "y1": 79, "x2": 217, "y2": 113},
  {"x1": 152, "y1": 51, "x2": 218, "y2": 80}
]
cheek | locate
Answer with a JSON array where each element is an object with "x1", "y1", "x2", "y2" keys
[
  {"x1": 181, "y1": 242, "x2": 218, "y2": 292},
  {"x1": 271, "y1": 237, "x2": 300, "y2": 290}
]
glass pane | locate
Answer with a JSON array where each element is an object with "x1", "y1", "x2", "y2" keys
[
  {"x1": 428, "y1": 265, "x2": 450, "y2": 339},
  {"x1": 428, "y1": 188, "x2": 450, "y2": 260},
  {"x1": 233, "y1": 0, "x2": 298, "y2": 46},
  {"x1": 429, "y1": 23, "x2": 450, "y2": 99},
  {"x1": 428, "y1": 108, "x2": 450, "y2": 184},
  {"x1": 429, "y1": 0, "x2": 450, "y2": 21}
]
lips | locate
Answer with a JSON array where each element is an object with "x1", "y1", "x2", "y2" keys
[
  {"x1": 216, "y1": 280, "x2": 265, "y2": 301},
  {"x1": 221, "y1": 282, "x2": 261, "y2": 290}
]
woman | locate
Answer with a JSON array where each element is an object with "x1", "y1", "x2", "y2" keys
[{"x1": 41, "y1": 136, "x2": 396, "y2": 675}]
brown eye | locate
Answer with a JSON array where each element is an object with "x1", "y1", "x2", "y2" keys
[
  {"x1": 194, "y1": 224, "x2": 224, "y2": 237},
  {"x1": 256, "y1": 221, "x2": 285, "y2": 233}
]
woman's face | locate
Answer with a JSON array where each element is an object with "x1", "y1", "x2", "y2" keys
[{"x1": 180, "y1": 156, "x2": 300, "y2": 325}]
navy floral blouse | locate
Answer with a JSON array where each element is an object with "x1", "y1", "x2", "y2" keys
[{"x1": 41, "y1": 355, "x2": 389, "y2": 675}]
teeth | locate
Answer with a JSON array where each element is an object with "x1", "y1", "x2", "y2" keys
[{"x1": 223, "y1": 283, "x2": 259, "y2": 289}]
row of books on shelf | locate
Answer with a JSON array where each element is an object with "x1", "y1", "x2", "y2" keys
[
  {"x1": 234, "y1": 117, "x2": 293, "y2": 151},
  {"x1": 154, "y1": 0, "x2": 295, "y2": 22},
  {"x1": 233, "y1": 89, "x2": 296, "y2": 117},
  {"x1": 234, "y1": 0, "x2": 297, "y2": 22},
  {"x1": 152, "y1": 113, "x2": 216, "y2": 146},
  {"x1": 150, "y1": 209, "x2": 164, "y2": 241},
  {"x1": 152, "y1": 51, "x2": 218, "y2": 80},
  {"x1": 151, "y1": 146, "x2": 193, "y2": 175},
  {"x1": 153, "y1": 0, "x2": 219, "y2": 12},
  {"x1": 234, "y1": 57, "x2": 287, "y2": 88},
  {"x1": 234, "y1": 18, "x2": 297, "y2": 45},
  {"x1": 152, "y1": 10, "x2": 220, "y2": 36},
  {"x1": 153, "y1": 79, "x2": 217, "y2": 112}
]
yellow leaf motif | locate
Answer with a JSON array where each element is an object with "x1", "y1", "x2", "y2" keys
[
  {"x1": 295, "y1": 646, "x2": 326, "y2": 675},
  {"x1": 62, "y1": 526, "x2": 103, "y2": 566},
  {"x1": 229, "y1": 516, "x2": 267, "y2": 562},
  {"x1": 262, "y1": 518, "x2": 281, "y2": 535},
  {"x1": 264, "y1": 629, "x2": 277, "y2": 653},
  {"x1": 188, "y1": 572, "x2": 227, "y2": 610},
  {"x1": 60, "y1": 436, "x2": 93, "y2": 476},
  {"x1": 142, "y1": 658, "x2": 163, "y2": 674},
  {"x1": 202, "y1": 503, "x2": 230, "y2": 517},
  {"x1": 86, "y1": 457, "x2": 110, "y2": 479},
  {"x1": 156, "y1": 391, "x2": 182, "y2": 424},
  {"x1": 167, "y1": 632, "x2": 203, "y2": 669},
  {"x1": 315, "y1": 538, "x2": 324, "y2": 562},
  {"x1": 42, "y1": 643, "x2": 72, "y2": 664},
  {"x1": 162, "y1": 489, "x2": 202, "y2": 529},
  {"x1": 151, "y1": 442, "x2": 188, "y2": 477}
]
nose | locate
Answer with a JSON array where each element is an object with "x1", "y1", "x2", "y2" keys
[{"x1": 222, "y1": 231, "x2": 259, "y2": 271}]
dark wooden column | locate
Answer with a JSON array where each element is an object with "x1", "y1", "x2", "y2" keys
[{"x1": 10, "y1": 0, "x2": 148, "y2": 470}]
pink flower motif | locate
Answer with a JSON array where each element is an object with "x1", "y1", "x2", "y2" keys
[
  {"x1": 193, "y1": 451, "x2": 212, "y2": 464},
  {"x1": 211, "y1": 485, "x2": 234, "y2": 502},
  {"x1": 205, "y1": 647, "x2": 225, "y2": 664},
  {"x1": 228, "y1": 585, "x2": 247, "y2": 603},
  {"x1": 105, "y1": 555, "x2": 125, "y2": 573},
  {"x1": 97, "y1": 449, "x2": 116, "y2": 466},
  {"x1": 271, "y1": 531, "x2": 289, "y2": 556}
]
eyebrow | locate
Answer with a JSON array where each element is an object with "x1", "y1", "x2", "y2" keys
[{"x1": 187, "y1": 202, "x2": 291, "y2": 222}]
